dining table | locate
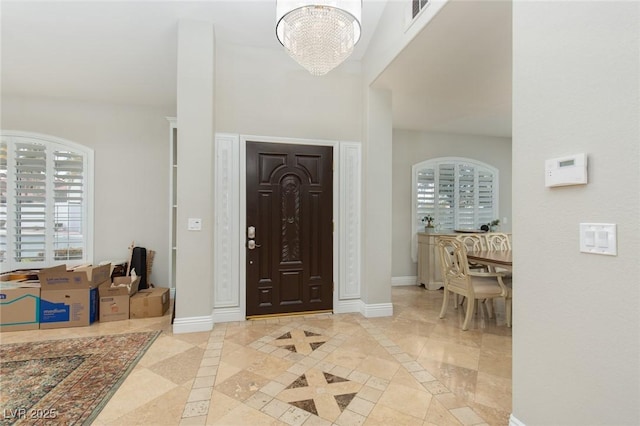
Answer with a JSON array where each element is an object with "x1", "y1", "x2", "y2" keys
[{"x1": 466, "y1": 250, "x2": 513, "y2": 271}]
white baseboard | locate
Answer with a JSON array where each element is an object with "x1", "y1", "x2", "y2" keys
[
  {"x1": 334, "y1": 299, "x2": 393, "y2": 318},
  {"x1": 172, "y1": 314, "x2": 214, "y2": 334},
  {"x1": 212, "y1": 306, "x2": 244, "y2": 323},
  {"x1": 509, "y1": 414, "x2": 525, "y2": 426},
  {"x1": 361, "y1": 302, "x2": 394, "y2": 318},
  {"x1": 334, "y1": 299, "x2": 362, "y2": 314},
  {"x1": 173, "y1": 298, "x2": 393, "y2": 331},
  {"x1": 392, "y1": 276, "x2": 418, "y2": 286}
]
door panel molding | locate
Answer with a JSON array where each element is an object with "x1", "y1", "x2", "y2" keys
[
  {"x1": 213, "y1": 133, "x2": 240, "y2": 309},
  {"x1": 339, "y1": 142, "x2": 362, "y2": 300},
  {"x1": 212, "y1": 134, "x2": 362, "y2": 322}
]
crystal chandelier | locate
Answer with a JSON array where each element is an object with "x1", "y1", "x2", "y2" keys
[{"x1": 276, "y1": 0, "x2": 362, "y2": 76}]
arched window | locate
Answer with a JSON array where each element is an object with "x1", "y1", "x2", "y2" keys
[
  {"x1": 411, "y1": 157, "x2": 499, "y2": 261},
  {"x1": 1, "y1": 131, "x2": 94, "y2": 270}
]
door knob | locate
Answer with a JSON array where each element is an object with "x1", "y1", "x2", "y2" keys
[{"x1": 247, "y1": 240, "x2": 262, "y2": 250}]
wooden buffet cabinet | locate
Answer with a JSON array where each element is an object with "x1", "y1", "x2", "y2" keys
[{"x1": 417, "y1": 232, "x2": 456, "y2": 290}]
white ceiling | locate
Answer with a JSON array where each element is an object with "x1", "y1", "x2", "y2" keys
[
  {"x1": 373, "y1": 0, "x2": 512, "y2": 137},
  {"x1": 1, "y1": 0, "x2": 512, "y2": 137}
]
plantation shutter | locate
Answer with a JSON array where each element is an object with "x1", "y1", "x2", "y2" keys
[
  {"x1": 413, "y1": 158, "x2": 498, "y2": 231},
  {"x1": 53, "y1": 150, "x2": 85, "y2": 262},
  {"x1": 437, "y1": 163, "x2": 456, "y2": 230},
  {"x1": 14, "y1": 141, "x2": 47, "y2": 263},
  {"x1": 456, "y1": 163, "x2": 476, "y2": 229},
  {"x1": 412, "y1": 0, "x2": 420, "y2": 18},
  {"x1": 1, "y1": 132, "x2": 92, "y2": 271},
  {"x1": 477, "y1": 168, "x2": 496, "y2": 228},
  {"x1": 412, "y1": 0, "x2": 430, "y2": 19},
  {"x1": 412, "y1": 157, "x2": 498, "y2": 262},
  {"x1": 0, "y1": 142, "x2": 7, "y2": 266},
  {"x1": 416, "y1": 167, "x2": 435, "y2": 228}
]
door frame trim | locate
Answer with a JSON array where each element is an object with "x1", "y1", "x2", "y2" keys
[
  {"x1": 240, "y1": 135, "x2": 340, "y2": 319},
  {"x1": 212, "y1": 133, "x2": 362, "y2": 322}
]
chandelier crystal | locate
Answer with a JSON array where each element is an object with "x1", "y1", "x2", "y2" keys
[{"x1": 276, "y1": 1, "x2": 362, "y2": 76}]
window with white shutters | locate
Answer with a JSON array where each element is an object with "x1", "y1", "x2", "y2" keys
[
  {"x1": 0, "y1": 142, "x2": 7, "y2": 264},
  {"x1": 412, "y1": 0, "x2": 430, "y2": 19},
  {"x1": 0, "y1": 132, "x2": 93, "y2": 271},
  {"x1": 411, "y1": 157, "x2": 499, "y2": 262}
]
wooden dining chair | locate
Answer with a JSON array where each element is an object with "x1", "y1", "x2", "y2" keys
[
  {"x1": 436, "y1": 237, "x2": 510, "y2": 330},
  {"x1": 484, "y1": 233, "x2": 512, "y2": 275},
  {"x1": 454, "y1": 233, "x2": 488, "y2": 311},
  {"x1": 485, "y1": 232, "x2": 511, "y2": 251},
  {"x1": 456, "y1": 234, "x2": 489, "y2": 271},
  {"x1": 484, "y1": 232, "x2": 512, "y2": 326}
]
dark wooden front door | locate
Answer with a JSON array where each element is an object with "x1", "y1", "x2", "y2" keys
[{"x1": 246, "y1": 141, "x2": 333, "y2": 317}]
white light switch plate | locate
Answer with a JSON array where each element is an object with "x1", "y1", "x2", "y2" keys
[
  {"x1": 580, "y1": 223, "x2": 616, "y2": 255},
  {"x1": 188, "y1": 218, "x2": 202, "y2": 231}
]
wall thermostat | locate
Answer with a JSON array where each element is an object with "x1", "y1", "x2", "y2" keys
[{"x1": 545, "y1": 153, "x2": 588, "y2": 187}]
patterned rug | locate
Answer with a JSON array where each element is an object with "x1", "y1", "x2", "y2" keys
[{"x1": 0, "y1": 331, "x2": 160, "y2": 425}]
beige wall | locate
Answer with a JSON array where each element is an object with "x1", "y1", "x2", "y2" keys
[
  {"x1": 512, "y1": 1, "x2": 639, "y2": 424},
  {"x1": 392, "y1": 129, "x2": 512, "y2": 277},
  {"x1": 362, "y1": 0, "x2": 447, "y2": 85},
  {"x1": 1, "y1": 37, "x2": 365, "y2": 323},
  {"x1": 1, "y1": 95, "x2": 174, "y2": 287},
  {"x1": 174, "y1": 19, "x2": 215, "y2": 319},
  {"x1": 215, "y1": 42, "x2": 362, "y2": 142}
]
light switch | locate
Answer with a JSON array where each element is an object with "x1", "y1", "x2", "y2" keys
[
  {"x1": 580, "y1": 223, "x2": 617, "y2": 255},
  {"x1": 188, "y1": 218, "x2": 202, "y2": 231},
  {"x1": 584, "y1": 230, "x2": 595, "y2": 247},
  {"x1": 596, "y1": 231, "x2": 609, "y2": 248}
]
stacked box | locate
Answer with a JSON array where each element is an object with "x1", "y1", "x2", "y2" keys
[
  {"x1": 0, "y1": 280, "x2": 41, "y2": 332},
  {"x1": 130, "y1": 287, "x2": 170, "y2": 318},
  {"x1": 98, "y1": 276, "x2": 140, "y2": 322},
  {"x1": 38, "y1": 264, "x2": 111, "y2": 329}
]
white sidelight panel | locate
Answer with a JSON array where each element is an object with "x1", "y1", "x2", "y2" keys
[
  {"x1": 213, "y1": 133, "x2": 240, "y2": 308},
  {"x1": 339, "y1": 142, "x2": 361, "y2": 300}
]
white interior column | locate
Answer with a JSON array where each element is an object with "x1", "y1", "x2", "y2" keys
[
  {"x1": 173, "y1": 19, "x2": 216, "y2": 333},
  {"x1": 360, "y1": 87, "x2": 393, "y2": 316}
]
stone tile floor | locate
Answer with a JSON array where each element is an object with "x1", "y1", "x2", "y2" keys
[{"x1": 0, "y1": 286, "x2": 512, "y2": 425}]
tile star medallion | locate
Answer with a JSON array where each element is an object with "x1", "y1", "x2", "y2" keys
[
  {"x1": 273, "y1": 329, "x2": 327, "y2": 355},
  {"x1": 278, "y1": 368, "x2": 362, "y2": 422}
]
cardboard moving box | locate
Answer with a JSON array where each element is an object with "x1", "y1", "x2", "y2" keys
[
  {"x1": 99, "y1": 276, "x2": 140, "y2": 322},
  {"x1": 130, "y1": 287, "x2": 170, "y2": 319},
  {"x1": 38, "y1": 264, "x2": 111, "y2": 329},
  {"x1": 0, "y1": 281, "x2": 41, "y2": 332}
]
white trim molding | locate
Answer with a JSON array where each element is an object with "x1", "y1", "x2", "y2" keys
[
  {"x1": 392, "y1": 276, "x2": 418, "y2": 286},
  {"x1": 167, "y1": 117, "x2": 177, "y2": 290},
  {"x1": 509, "y1": 414, "x2": 526, "y2": 426},
  {"x1": 339, "y1": 142, "x2": 362, "y2": 299},
  {"x1": 208, "y1": 134, "x2": 363, "y2": 323},
  {"x1": 172, "y1": 314, "x2": 214, "y2": 334},
  {"x1": 360, "y1": 302, "x2": 394, "y2": 318},
  {"x1": 212, "y1": 306, "x2": 244, "y2": 323},
  {"x1": 213, "y1": 133, "x2": 240, "y2": 308},
  {"x1": 334, "y1": 299, "x2": 363, "y2": 314},
  {"x1": 334, "y1": 300, "x2": 394, "y2": 318}
]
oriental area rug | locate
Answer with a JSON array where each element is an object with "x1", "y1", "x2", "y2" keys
[{"x1": 0, "y1": 331, "x2": 160, "y2": 426}]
